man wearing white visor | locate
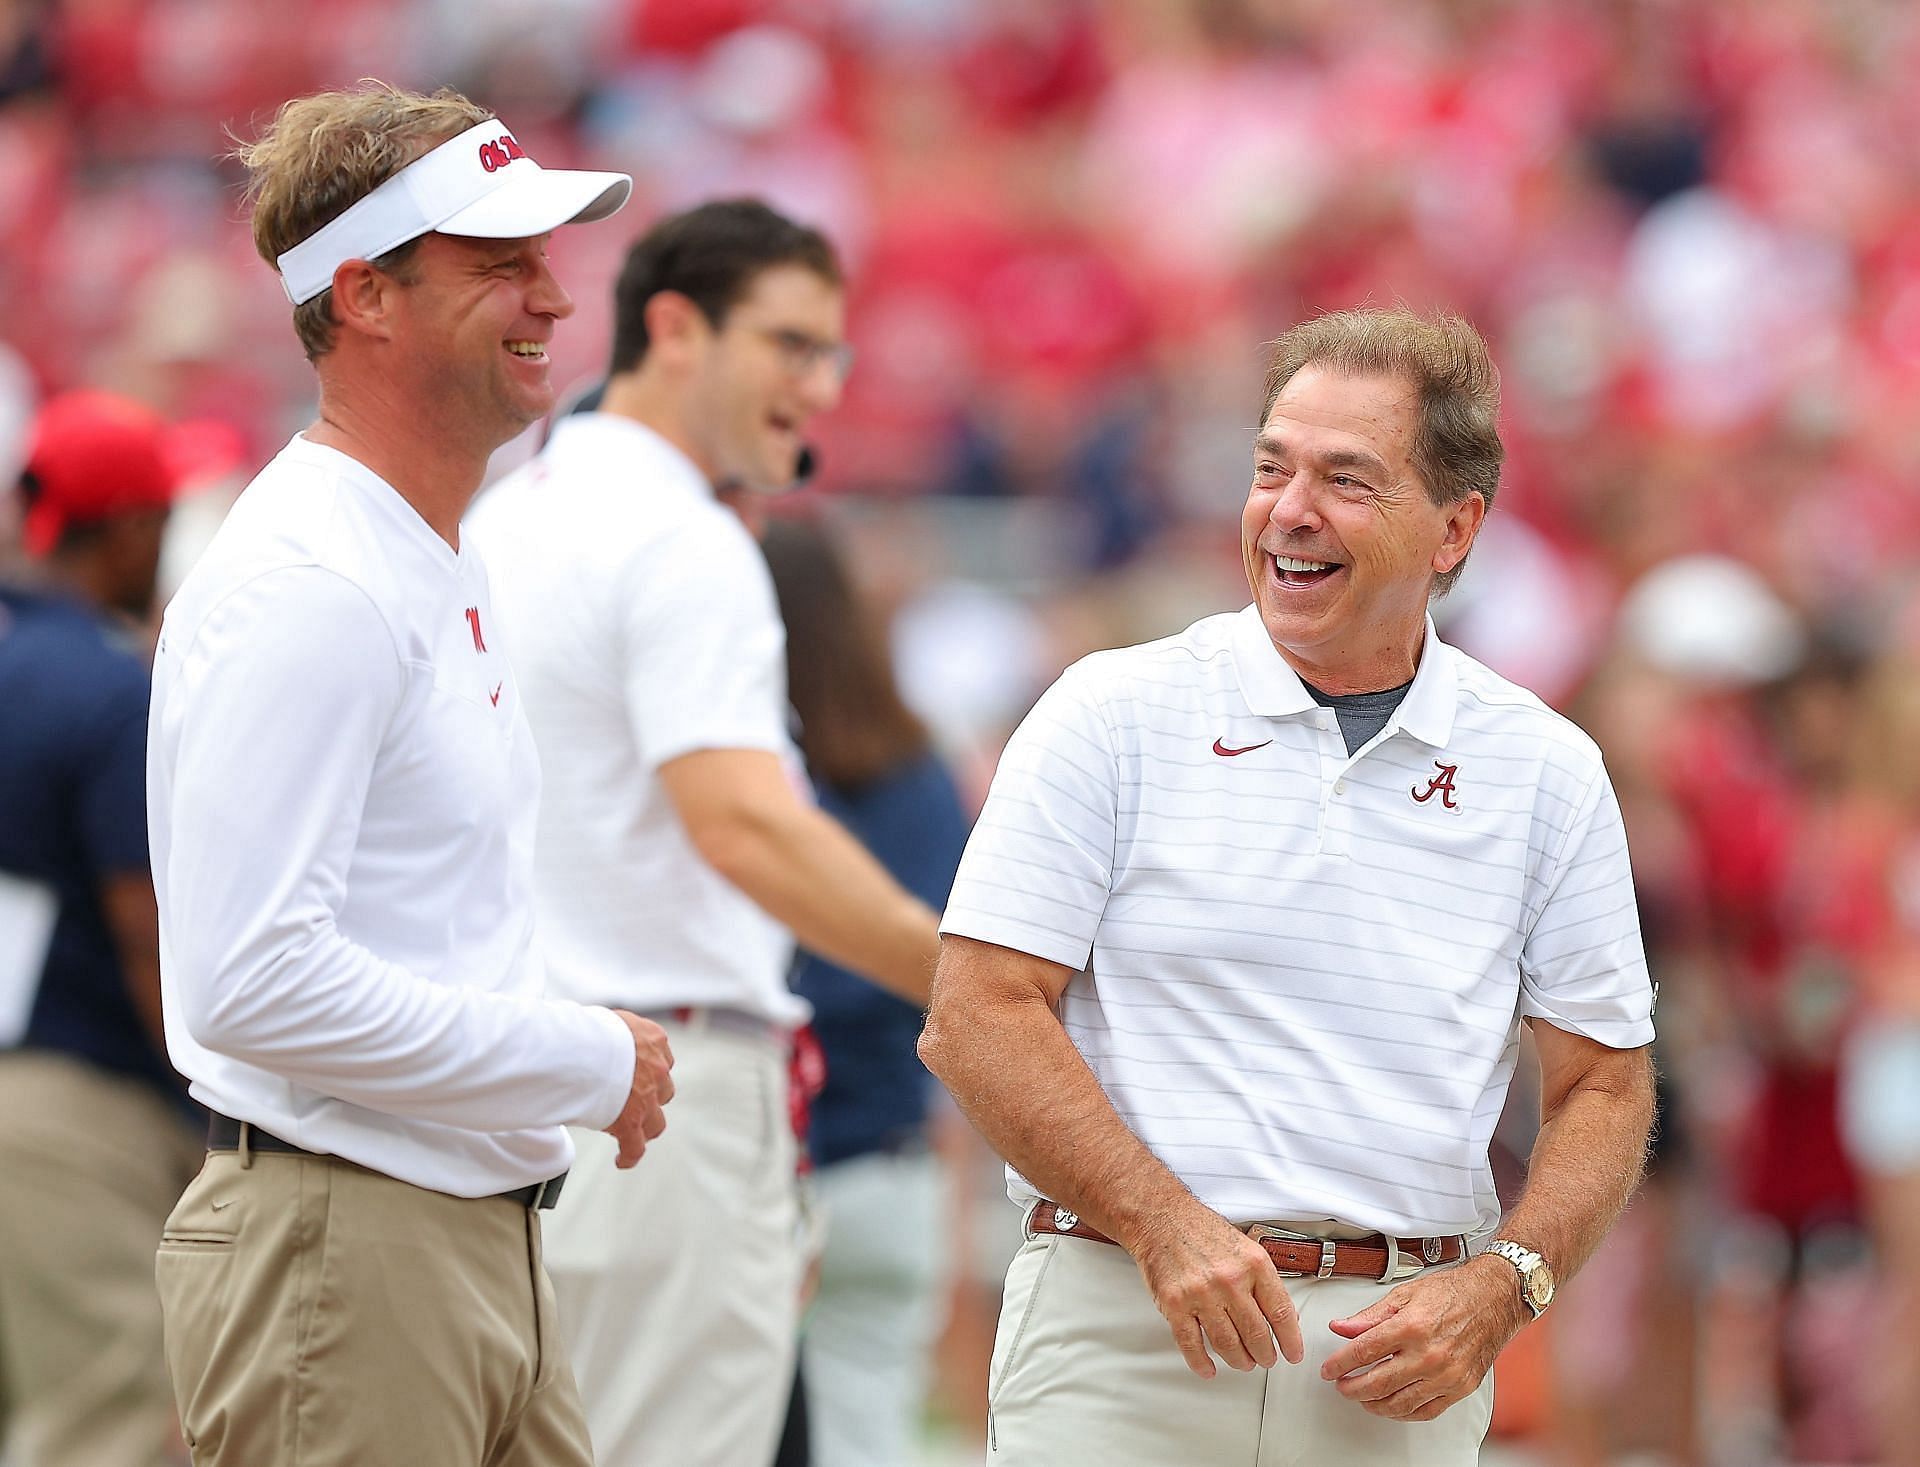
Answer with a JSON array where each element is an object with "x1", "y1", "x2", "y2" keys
[{"x1": 148, "y1": 82, "x2": 675, "y2": 1467}]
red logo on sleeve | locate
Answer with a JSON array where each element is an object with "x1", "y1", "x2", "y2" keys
[{"x1": 465, "y1": 607, "x2": 487, "y2": 653}]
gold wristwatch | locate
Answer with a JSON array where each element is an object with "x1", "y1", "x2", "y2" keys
[{"x1": 1483, "y1": 1239, "x2": 1555, "y2": 1319}]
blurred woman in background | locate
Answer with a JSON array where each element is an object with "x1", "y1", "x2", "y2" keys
[{"x1": 762, "y1": 515, "x2": 971, "y2": 1467}]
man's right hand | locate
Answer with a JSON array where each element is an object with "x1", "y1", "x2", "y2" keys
[
  {"x1": 604, "y1": 1011, "x2": 675, "y2": 1168},
  {"x1": 1127, "y1": 1204, "x2": 1306, "y2": 1378}
]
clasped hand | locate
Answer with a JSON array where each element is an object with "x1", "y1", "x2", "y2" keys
[
  {"x1": 604, "y1": 1011, "x2": 676, "y2": 1168},
  {"x1": 1134, "y1": 1210, "x2": 1523, "y2": 1423},
  {"x1": 1131, "y1": 1211, "x2": 1306, "y2": 1378},
  {"x1": 1319, "y1": 1255, "x2": 1528, "y2": 1421}
]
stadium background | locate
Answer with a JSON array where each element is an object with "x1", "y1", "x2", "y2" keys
[{"x1": 4, "y1": 0, "x2": 1920, "y2": 1462}]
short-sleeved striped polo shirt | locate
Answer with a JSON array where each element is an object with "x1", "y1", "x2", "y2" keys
[{"x1": 940, "y1": 604, "x2": 1656, "y2": 1239}]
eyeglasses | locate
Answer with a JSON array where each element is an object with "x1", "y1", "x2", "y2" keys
[{"x1": 753, "y1": 326, "x2": 856, "y2": 381}]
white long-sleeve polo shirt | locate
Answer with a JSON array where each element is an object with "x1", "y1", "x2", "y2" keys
[{"x1": 148, "y1": 435, "x2": 633, "y2": 1197}]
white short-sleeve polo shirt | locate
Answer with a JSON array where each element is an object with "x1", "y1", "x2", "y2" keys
[
  {"x1": 467, "y1": 415, "x2": 807, "y2": 1027},
  {"x1": 941, "y1": 605, "x2": 1655, "y2": 1238}
]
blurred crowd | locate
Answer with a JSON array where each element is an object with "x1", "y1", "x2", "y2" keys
[{"x1": 4, "y1": 0, "x2": 1920, "y2": 1463}]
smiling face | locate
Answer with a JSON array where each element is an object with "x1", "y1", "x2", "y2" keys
[
  {"x1": 684, "y1": 263, "x2": 846, "y2": 492},
  {"x1": 1242, "y1": 367, "x2": 1485, "y2": 692},
  {"x1": 385, "y1": 231, "x2": 575, "y2": 451}
]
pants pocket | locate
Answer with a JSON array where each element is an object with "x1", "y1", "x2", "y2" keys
[
  {"x1": 158, "y1": 1229, "x2": 235, "y2": 1249},
  {"x1": 986, "y1": 1237, "x2": 1058, "y2": 1417},
  {"x1": 154, "y1": 1164, "x2": 242, "y2": 1460},
  {"x1": 155, "y1": 1239, "x2": 237, "y2": 1458}
]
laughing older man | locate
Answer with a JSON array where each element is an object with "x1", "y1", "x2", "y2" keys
[{"x1": 921, "y1": 308, "x2": 1656, "y2": 1466}]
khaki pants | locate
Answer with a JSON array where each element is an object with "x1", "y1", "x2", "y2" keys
[
  {"x1": 987, "y1": 1233, "x2": 1494, "y2": 1467},
  {"x1": 0, "y1": 1050, "x2": 201, "y2": 1467},
  {"x1": 542, "y1": 1018, "x2": 802, "y2": 1467},
  {"x1": 155, "y1": 1148, "x2": 591, "y2": 1467}
]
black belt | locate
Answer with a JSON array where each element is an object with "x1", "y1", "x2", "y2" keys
[{"x1": 205, "y1": 1112, "x2": 567, "y2": 1210}]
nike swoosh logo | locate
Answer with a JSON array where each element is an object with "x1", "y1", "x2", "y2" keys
[
  {"x1": 489, "y1": 683, "x2": 503, "y2": 707},
  {"x1": 1213, "y1": 738, "x2": 1272, "y2": 757},
  {"x1": 210, "y1": 1199, "x2": 233, "y2": 1212}
]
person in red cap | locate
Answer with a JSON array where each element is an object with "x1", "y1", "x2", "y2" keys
[
  {"x1": 0, "y1": 388, "x2": 200, "y2": 1467},
  {"x1": 16, "y1": 389, "x2": 177, "y2": 617}
]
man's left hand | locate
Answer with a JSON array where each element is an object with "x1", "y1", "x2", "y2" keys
[{"x1": 1318, "y1": 1255, "x2": 1529, "y2": 1421}]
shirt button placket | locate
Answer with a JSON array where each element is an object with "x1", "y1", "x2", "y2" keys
[{"x1": 1312, "y1": 718, "x2": 1344, "y2": 856}]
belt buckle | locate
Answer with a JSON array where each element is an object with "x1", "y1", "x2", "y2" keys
[
  {"x1": 1391, "y1": 1235, "x2": 1455, "y2": 1279},
  {"x1": 1378, "y1": 1233, "x2": 1402, "y2": 1282}
]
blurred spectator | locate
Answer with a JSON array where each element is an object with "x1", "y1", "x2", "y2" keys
[
  {"x1": 1604, "y1": 558, "x2": 1885, "y2": 1462},
  {"x1": 763, "y1": 514, "x2": 971, "y2": 1467},
  {"x1": 0, "y1": 390, "x2": 198, "y2": 1467},
  {"x1": 1549, "y1": 644, "x2": 1717, "y2": 1467},
  {"x1": 1839, "y1": 613, "x2": 1920, "y2": 1467}
]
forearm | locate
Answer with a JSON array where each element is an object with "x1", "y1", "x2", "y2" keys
[
  {"x1": 101, "y1": 877, "x2": 167, "y2": 1054},
  {"x1": 175, "y1": 929, "x2": 635, "y2": 1132},
  {"x1": 1497, "y1": 1043, "x2": 1655, "y2": 1281},
  {"x1": 706, "y1": 802, "x2": 939, "y2": 1004},
  {"x1": 125, "y1": 953, "x2": 169, "y2": 1055},
  {"x1": 919, "y1": 957, "x2": 1198, "y2": 1248}
]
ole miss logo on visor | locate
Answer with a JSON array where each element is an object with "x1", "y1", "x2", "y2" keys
[{"x1": 477, "y1": 134, "x2": 528, "y2": 173}]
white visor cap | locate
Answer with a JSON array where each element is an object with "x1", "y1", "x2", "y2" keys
[{"x1": 275, "y1": 119, "x2": 631, "y2": 306}]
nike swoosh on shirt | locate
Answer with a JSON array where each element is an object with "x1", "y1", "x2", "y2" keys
[{"x1": 1212, "y1": 738, "x2": 1272, "y2": 757}]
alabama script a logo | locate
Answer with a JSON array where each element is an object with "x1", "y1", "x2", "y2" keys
[
  {"x1": 1411, "y1": 761, "x2": 1461, "y2": 810},
  {"x1": 465, "y1": 607, "x2": 487, "y2": 653}
]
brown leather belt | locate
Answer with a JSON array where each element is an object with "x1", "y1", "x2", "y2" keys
[{"x1": 1028, "y1": 1199, "x2": 1466, "y2": 1282}]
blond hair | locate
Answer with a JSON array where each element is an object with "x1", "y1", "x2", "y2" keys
[
  {"x1": 1261, "y1": 308, "x2": 1503, "y2": 594},
  {"x1": 233, "y1": 81, "x2": 493, "y2": 360}
]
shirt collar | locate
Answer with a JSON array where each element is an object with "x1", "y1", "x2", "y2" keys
[
  {"x1": 1230, "y1": 603, "x2": 1458, "y2": 748},
  {"x1": 1230, "y1": 604, "x2": 1318, "y2": 718},
  {"x1": 1392, "y1": 620, "x2": 1458, "y2": 748},
  {"x1": 546, "y1": 412, "x2": 714, "y2": 503},
  {"x1": 287, "y1": 434, "x2": 462, "y2": 570}
]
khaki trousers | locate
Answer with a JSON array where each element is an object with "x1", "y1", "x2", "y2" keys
[
  {"x1": 987, "y1": 1233, "x2": 1494, "y2": 1467},
  {"x1": 0, "y1": 1051, "x2": 201, "y2": 1467},
  {"x1": 155, "y1": 1148, "x2": 591, "y2": 1467}
]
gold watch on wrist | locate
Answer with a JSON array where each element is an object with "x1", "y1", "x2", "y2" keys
[{"x1": 1483, "y1": 1239, "x2": 1555, "y2": 1319}]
